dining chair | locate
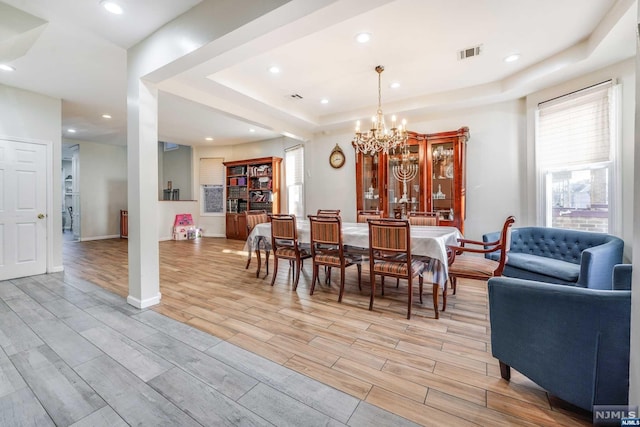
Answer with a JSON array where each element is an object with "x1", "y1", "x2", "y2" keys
[
  {"x1": 316, "y1": 209, "x2": 341, "y2": 217},
  {"x1": 357, "y1": 209, "x2": 382, "y2": 223},
  {"x1": 408, "y1": 211, "x2": 440, "y2": 226},
  {"x1": 270, "y1": 214, "x2": 311, "y2": 290},
  {"x1": 245, "y1": 210, "x2": 271, "y2": 278},
  {"x1": 447, "y1": 215, "x2": 516, "y2": 294},
  {"x1": 368, "y1": 218, "x2": 431, "y2": 319},
  {"x1": 308, "y1": 215, "x2": 362, "y2": 302}
]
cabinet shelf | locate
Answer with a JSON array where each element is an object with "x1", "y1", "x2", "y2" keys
[
  {"x1": 224, "y1": 156, "x2": 282, "y2": 240},
  {"x1": 355, "y1": 127, "x2": 469, "y2": 233}
]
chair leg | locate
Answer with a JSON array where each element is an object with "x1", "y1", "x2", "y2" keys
[
  {"x1": 254, "y1": 249, "x2": 261, "y2": 278},
  {"x1": 293, "y1": 259, "x2": 302, "y2": 291},
  {"x1": 442, "y1": 285, "x2": 447, "y2": 312},
  {"x1": 419, "y1": 280, "x2": 423, "y2": 304},
  {"x1": 396, "y1": 278, "x2": 400, "y2": 288},
  {"x1": 432, "y1": 283, "x2": 439, "y2": 319},
  {"x1": 369, "y1": 272, "x2": 376, "y2": 311},
  {"x1": 310, "y1": 263, "x2": 319, "y2": 295},
  {"x1": 338, "y1": 267, "x2": 345, "y2": 303},
  {"x1": 381, "y1": 277, "x2": 385, "y2": 296},
  {"x1": 357, "y1": 264, "x2": 362, "y2": 291},
  {"x1": 264, "y1": 250, "x2": 270, "y2": 279},
  {"x1": 451, "y1": 277, "x2": 457, "y2": 295},
  {"x1": 270, "y1": 257, "x2": 279, "y2": 286},
  {"x1": 499, "y1": 361, "x2": 511, "y2": 380},
  {"x1": 407, "y1": 276, "x2": 413, "y2": 320}
]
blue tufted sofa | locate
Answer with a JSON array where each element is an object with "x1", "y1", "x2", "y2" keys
[
  {"x1": 483, "y1": 227, "x2": 623, "y2": 289},
  {"x1": 488, "y1": 265, "x2": 631, "y2": 411}
]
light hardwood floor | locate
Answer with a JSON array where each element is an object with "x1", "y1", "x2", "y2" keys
[{"x1": 63, "y1": 237, "x2": 592, "y2": 426}]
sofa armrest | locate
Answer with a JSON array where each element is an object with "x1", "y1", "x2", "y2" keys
[
  {"x1": 488, "y1": 277, "x2": 630, "y2": 411},
  {"x1": 612, "y1": 264, "x2": 632, "y2": 290},
  {"x1": 577, "y1": 238, "x2": 624, "y2": 289}
]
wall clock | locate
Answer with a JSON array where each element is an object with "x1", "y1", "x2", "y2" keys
[{"x1": 329, "y1": 144, "x2": 346, "y2": 169}]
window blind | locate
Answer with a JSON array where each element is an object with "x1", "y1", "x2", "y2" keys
[
  {"x1": 537, "y1": 81, "x2": 612, "y2": 169},
  {"x1": 199, "y1": 158, "x2": 224, "y2": 185},
  {"x1": 285, "y1": 145, "x2": 304, "y2": 186}
]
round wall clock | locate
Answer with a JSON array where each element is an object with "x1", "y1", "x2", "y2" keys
[{"x1": 329, "y1": 144, "x2": 346, "y2": 169}]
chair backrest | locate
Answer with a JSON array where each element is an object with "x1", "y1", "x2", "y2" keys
[
  {"x1": 308, "y1": 215, "x2": 344, "y2": 258},
  {"x1": 270, "y1": 214, "x2": 298, "y2": 248},
  {"x1": 245, "y1": 210, "x2": 269, "y2": 233},
  {"x1": 408, "y1": 211, "x2": 439, "y2": 226},
  {"x1": 357, "y1": 210, "x2": 382, "y2": 223},
  {"x1": 368, "y1": 218, "x2": 411, "y2": 260},
  {"x1": 317, "y1": 209, "x2": 341, "y2": 217},
  {"x1": 494, "y1": 216, "x2": 516, "y2": 276}
]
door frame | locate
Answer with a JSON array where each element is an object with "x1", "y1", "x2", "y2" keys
[{"x1": 0, "y1": 135, "x2": 59, "y2": 276}]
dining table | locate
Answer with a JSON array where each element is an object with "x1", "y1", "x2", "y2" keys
[{"x1": 244, "y1": 221, "x2": 463, "y2": 288}]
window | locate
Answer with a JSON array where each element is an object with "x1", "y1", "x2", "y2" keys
[
  {"x1": 199, "y1": 158, "x2": 224, "y2": 215},
  {"x1": 285, "y1": 145, "x2": 304, "y2": 218},
  {"x1": 535, "y1": 81, "x2": 620, "y2": 233}
]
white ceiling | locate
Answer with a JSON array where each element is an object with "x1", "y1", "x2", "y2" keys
[{"x1": 0, "y1": 0, "x2": 636, "y2": 147}]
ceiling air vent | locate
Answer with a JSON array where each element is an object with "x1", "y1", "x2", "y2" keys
[
  {"x1": 290, "y1": 93, "x2": 303, "y2": 99},
  {"x1": 458, "y1": 45, "x2": 482, "y2": 60}
]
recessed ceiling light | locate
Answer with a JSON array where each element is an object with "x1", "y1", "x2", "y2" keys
[
  {"x1": 67, "y1": 128, "x2": 77, "y2": 133},
  {"x1": 269, "y1": 66, "x2": 280, "y2": 74},
  {"x1": 249, "y1": 128, "x2": 256, "y2": 133},
  {"x1": 0, "y1": 64, "x2": 15, "y2": 72},
  {"x1": 101, "y1": 114, "x2": 112, "y2": 119},
  {"x1": 355, "y1": 32, "x2": 371, "y2": 43},
  {"x1": 504, "y1": 53, "x2": 520, "y2": 63},
  {"x1": 100, "y1": 0, "x2": 123, "y2": 14},
  {"x1": 205, "y1": 137, "x2": 213, "y2": 141},
  {"x1": 389, "y1": 82, "x2": 400, "y2": 89},
  {"x1": 320, "y1": 98, "x2": 329, "y2": 104}
]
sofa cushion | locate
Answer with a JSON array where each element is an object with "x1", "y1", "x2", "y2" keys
[{"x1": 507, "y1": 253, "x2": 580, "y2": 282}]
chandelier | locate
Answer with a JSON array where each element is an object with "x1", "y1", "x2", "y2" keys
[{"x1": 352, "y1": 65, "x2": 408, "y2": 155}]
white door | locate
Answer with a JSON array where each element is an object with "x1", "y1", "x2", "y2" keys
[{"x1": 0, "y1": 139, "x2": 47, "y2": 280}]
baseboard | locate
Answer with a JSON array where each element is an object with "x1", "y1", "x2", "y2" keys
[
  {"x1": 49, "y1": 265, "x2": 64, "y2": 273},
  {"x1": 80, "y1": 235, "x2": 121, "y2": 241},
  {"x1": 127, "y1": 293, "x2": 161, "y2": 309}
]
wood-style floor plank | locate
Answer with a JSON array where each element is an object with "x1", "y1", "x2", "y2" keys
[{"x1": 62, "y1": 237, "x2": 592, "y2": 426}]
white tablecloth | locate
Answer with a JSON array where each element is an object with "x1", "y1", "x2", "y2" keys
[{"x1": 245, "y1": 221, "x2": 462, "y2": 288}]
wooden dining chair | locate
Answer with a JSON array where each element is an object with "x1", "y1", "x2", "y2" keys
[
  {"x1": 245, "y1": 210, "x2": 271, "y2": 278},
  {"x1": 316, "y1": 209, "x2": 341, "y2": 217},
  {"x1": 308, "y1": 215, "x2": 362, "y2": 302},
  {"x1": 408, "y1": 211, "x2": 439, "y2": 226},
  {"x1": 447, "y1": 216, "x2": 516, "y2": 294},
  {"x1": 270, "y1": 214, "x2": 311, "y2": 290},
  {"x1": 357, "y1": 210, "x2": 382, "y2": 223},
  {"x1": 368, "y1": 218, "x2": 429, "y2": 319}
]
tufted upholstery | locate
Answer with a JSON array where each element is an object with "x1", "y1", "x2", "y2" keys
[{"x1": 483, "y1": 227, "x2": 624, "y2": 289}]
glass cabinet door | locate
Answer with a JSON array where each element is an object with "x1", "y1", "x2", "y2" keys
[
  {"x1": 431, "y1": 142, "x2": 455, "y2": 221},
  {"x1": 360, "y1": 152, "x2": 381, "y2": 212},
  {"x1": 387, "y1": 144, "x2": 420, "y2": 218}
]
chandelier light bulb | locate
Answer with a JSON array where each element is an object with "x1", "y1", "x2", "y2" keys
[{"x1": 352, "y1": 65, "x2": 408, "y2": 155}]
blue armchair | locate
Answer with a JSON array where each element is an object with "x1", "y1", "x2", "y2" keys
[
  {"x1": 483, "y1": 227, "x2": 624, "y2": 289},
  {"x1": 487, "y1": 265, "x2": 631, "y2": 412}
]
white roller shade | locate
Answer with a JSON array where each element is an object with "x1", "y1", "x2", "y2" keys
[{"x1": 199, "y1": 158, "x2": 224, "y2": 185}]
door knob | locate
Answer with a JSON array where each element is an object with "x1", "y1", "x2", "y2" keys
[{"x1": 38, "y1": 213, "x2": 45, "y2": 219}]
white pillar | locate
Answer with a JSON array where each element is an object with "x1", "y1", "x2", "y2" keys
[{"x1": 126, "y1": 78, "x2": 160, "y2": 308}]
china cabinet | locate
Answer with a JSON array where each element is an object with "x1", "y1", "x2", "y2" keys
[
  {"x1": 223, "y1": 156, "x2": 282, "y2": 240},
  {"x1": 354, "y1": 127, "x2": 469, "y2": 233}
]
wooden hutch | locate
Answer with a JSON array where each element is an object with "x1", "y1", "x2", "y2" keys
[
  {"x1": 224, "y1": 156, "x2": 282, "y2": 240},
  {"x1": 355, "y1": 127, "x2": 469, "y2": 233}
]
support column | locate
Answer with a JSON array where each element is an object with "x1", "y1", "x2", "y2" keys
[{"x1": 126, "y1": 78, "x2": 160, "y2": 308}]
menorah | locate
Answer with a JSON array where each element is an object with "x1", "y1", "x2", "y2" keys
[{"x1": 392, "y1": 160, "x2": 418, "y2": 203}]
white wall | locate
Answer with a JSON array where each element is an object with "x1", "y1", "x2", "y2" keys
[
  {"x1": 158, "y1": 143, "x2": 193, "y2": 200},
  {"x1": 0, "y1": 83, "x2": 63, "y2": 272},
  {"x1": 308, "y1": 99, "x2": 525, "y2": 241},
  {"x1": 75, "y1": 140, "x2": 128, "y2": 240}
]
